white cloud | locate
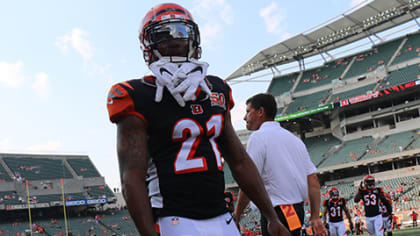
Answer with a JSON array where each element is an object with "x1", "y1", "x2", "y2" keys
[
  {"x1": 56, "y1": 28, "x2": 95, "y2": 60},
  {"x1": 27, "y1": 141, "x2": 61, "y2": 153},
  {"x1": 191, "y1": 0, "x2": 234, "y2": 47},
  {"x1": 192, "y1": 0, "x2": 234, "y2": 24},
  {"x1": 351, "y1": 0, "x2": 369, "y2": 8},
  {"x1": 200, "y1": 23, "x2": 221, "y2": 46},
  {"x1": 219, "y1": 2, "x2": 234, "y2": 25},
  {"x1": 32, "y1": 72, "x2": 49, "y2": 98},
  {"x1": 260, "y1": 2, "x2": 287, "y2": 35},
  {"x1": 56, "y1": 28, "x2": 111, "y2": 79},
  {"x1": 0, "y1": 61, "x2": 26, "y2": 88}
]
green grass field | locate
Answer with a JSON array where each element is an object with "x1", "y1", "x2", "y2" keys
[{"x1": 359, "y1": 228, "x2": 420, "y2": 235}]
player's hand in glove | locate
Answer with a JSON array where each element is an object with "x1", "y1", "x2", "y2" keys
[
  {"x1": 359, "y1": 181, "x2": 364, "y2": 190},
  {"x1": 173, "y1": 59, "x2": 211, "y2": 101},
  {"x1": 149, "y1": 59, "x2": 186, "y2": 107}
]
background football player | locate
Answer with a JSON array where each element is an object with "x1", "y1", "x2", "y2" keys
[
  {"x1": 354, "y1": 175, "x2": 392, "y2": 236},
  {"x1": 107, "y1": 3, "x2": 290, "y2": 236},
  {"x1": 322, "y1": 186, "x2": 353, "y2": 236},
  {"x1": 380, "y1": 193, "x2": 393, "y2": 236}
]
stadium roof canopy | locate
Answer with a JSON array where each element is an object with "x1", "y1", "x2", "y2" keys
[{"x1": 226, "y1": 0, "x2": 420, "y2": 81}]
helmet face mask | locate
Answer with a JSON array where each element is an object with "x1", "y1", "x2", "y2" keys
[
  {"x1": 365, "y1": 179, "x2": 375, "y2": 189},
  {"x1": 330, "y1": 191, "x2": 339, "y2": 200},
  {"x1": 364, "y1": 175, "x2": 375, "y2": 189},
  {"x1": 329, "y1": 187, "x2": 339, "y2": 200},
  {"x1": 139, "y1": 3, "x2": 201, "y2": 65}
]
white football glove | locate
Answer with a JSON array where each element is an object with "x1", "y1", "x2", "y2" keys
[
  {"x1": 173, "y1": 59, "x2": 212, "y2": 101},
  {"x1": 149, "y1": 59, "x2": 186, "y2": 107}
]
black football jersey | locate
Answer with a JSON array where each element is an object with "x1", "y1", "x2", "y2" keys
[
  {"x1": 380, "y1": 198, "x2": 392, "y2": 217},
  {"x1": 323, "y1": 198, "x2": 347, "y2": 222},
  {"x1": 107, "y1": 75, "x2": 234, "y2": 219},
  {"x1": 358, "y1": 187, "x2": 385, "y2": 217}
]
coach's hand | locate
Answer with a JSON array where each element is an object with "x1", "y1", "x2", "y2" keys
[
  {"x1": 267, "y1": 218, "x2": 291, "y2": 236},
  {"x1": 311, "y1": 218, "x2": 328, "y2": 236}
]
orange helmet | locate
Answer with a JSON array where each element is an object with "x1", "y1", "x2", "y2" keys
[
  {"x1": 364, "y1": 175, "x2": 375, "y2": 189},
  {"x1": 139, "y1": 3, "x2": 201, "y2": 65},
  {"x1": 328, "y1": 186, "x2": 339, "y2": 200}
]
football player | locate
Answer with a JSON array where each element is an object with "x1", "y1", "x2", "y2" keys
[
  {"x1": 380, "y1": 193, "x2": 393, "y2": 236},
  {"x1": 107, "y1": 3, "x2": 289, "y2": 236},
  {"x1": 354, "y1": 175, "x2": 392, "y2": 236},
  {"x1": 322, "y1": 186, "x2": 353, "y2": 236}
]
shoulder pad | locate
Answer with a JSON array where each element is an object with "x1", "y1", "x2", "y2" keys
[{"x1": 107, "y1": 82, "x2": 137, "y2": 123}]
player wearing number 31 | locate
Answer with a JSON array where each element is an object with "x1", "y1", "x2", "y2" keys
[
  {"x1": 354, "y1": 175, "x2": 392, "y2": 236},
  {"x1": 106, "y1": 3, "x2": 289, "y2": 236},
  {"x1": 322, "y1": 187, "x2": 353, "y2": 236}
]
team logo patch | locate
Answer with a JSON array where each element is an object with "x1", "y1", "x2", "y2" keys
[
  {"x1": 107, "y1": 87, "x2": 125, "y2": 105},
  {"x1": 191, "y1": 104, "x2": 204, "y2": 115},
  {"x1": 210, "y1": 92, "x2": 226, "y2": 109}
]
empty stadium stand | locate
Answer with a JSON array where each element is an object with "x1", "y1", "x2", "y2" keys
[
  {"x1": 345, "y1": 38, "x2": 404, "y2": 79},
  {"x1": 67, "y1": 158, "x2": 101, "y2": 178},
  {"x1": 363, "y1": 130, "x2": 417, "y2": 159},
  {"x1": 35, "y1": 192, "x2": 86, "y2": 203},
  {"x1": 330, "y1": 83, "x2": 377, "y2": 103},
  {"x1": 318, "y1": 137, "x2": 373, "y2": 168},
  {"x1": 294, "y1": 57, "x2": 351, "y2": 92},
  {"x1": 0, "y1": 191, "x2": 21, "y2": 205},
  {"x1": 0, "y1": 161, "x2": 11, "y2": 182},
  {"x1": 3, "y1": 157, "x2": 73, "y2": 180},
  {"x1": 392, "y1": 31, "x2": 420, "y2": 65},
  {"x1": 304, "y1": 134, "x2": 341, "y2": 166},
  {"x1": 378, "y1": 63, "x2": 420, "y2": 90},
  {"x1": 411, "y1": 131, "x2": 420, "y2": 149},
  {"x1": 267, "y1": 72, "x2": 299, "y2": 96},
  {"x1": 85, "y1": 185, "x2": 115, "y2": 199},
  {"x1": 286, "y1": 90, "x2": 330, "y2": 114}
]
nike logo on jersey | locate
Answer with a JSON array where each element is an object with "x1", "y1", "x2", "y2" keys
[
  {"x1": 225, "y1": 214, "x2": 234, "y2": 224},
  {"x1": 160, "y1": 67, "x2": 173, "y2": 76},
  {"x1": 187, "y1": 66, "x2": 203, "y2": 75}
]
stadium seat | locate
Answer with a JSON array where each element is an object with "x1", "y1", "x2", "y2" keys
[
  {"x1": 345, "y1": 38, "x2": 404, "y2": 79},
  {"x1": 319, "y1": 137, "x2": 373, "y2": 168},
  {"x1": 331, "y1": 83, "x2": 377, "y2": 102},
  {"x1": 3, "y1": 157, "x2": 73, "y2": 181},
  {"x1": 392, "y1": 31, "x2": 420, "y2": 65},
  {"x1": 67, "y1": 158, "x2": 101, "y2": 178},
  {"x1": 378, "y1": 63, "x2": 420, "y2": 90},
  {"x1": 294, "y1": 57, "x2": 352, "y2": 92},
  {"x1": 0, "y1": 160, "x2": 12, "y2": 182},
  {"x1": 286, "y1": 90, "x2": 330, "y2": 114},
  {"x1": 267, "y1": 72, "x2": 299, "y2": 97},
  {"x1": 303, "y1": 134, "x2": 341, "y2": 166},
  {"x1": 363, "y1": 130, "x2": 416, "y2": 159},
  {"x1": 85, "y1": 185, "x2": 115, "y2": 199}
]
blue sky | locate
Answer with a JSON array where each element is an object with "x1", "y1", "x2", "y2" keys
[{"x1": 2, "y1": 0, "x2": 412, "y2": 189}]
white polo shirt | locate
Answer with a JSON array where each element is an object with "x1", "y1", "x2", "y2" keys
[{"x1": 246, "y1": 121, "x2": 316, "y2": 206}]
